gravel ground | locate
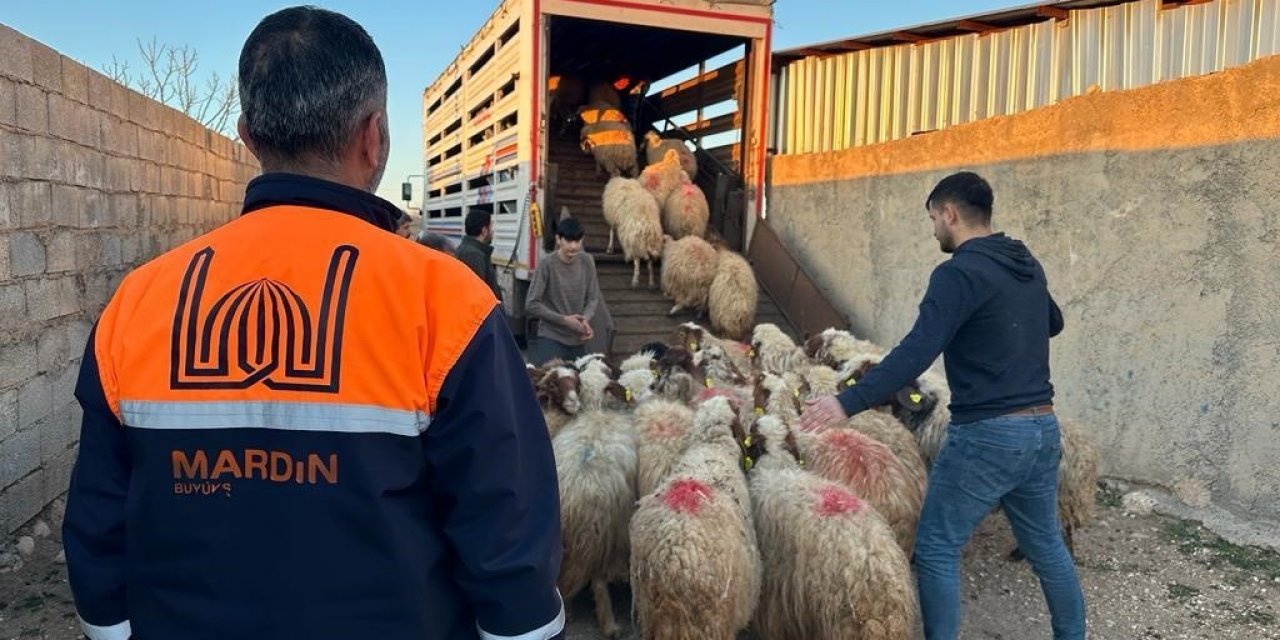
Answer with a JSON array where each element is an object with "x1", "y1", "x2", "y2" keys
[{"x1": 3, "y1": 493, "x2": 1277, "y2": 640}]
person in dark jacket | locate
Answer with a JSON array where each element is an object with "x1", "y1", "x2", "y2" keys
[
  {"x1": 62, "y1": 7, "x2": 564, "y2": 640},
  {"x1": 455, "y1": 210, "x2": 503, "y2": 300},
  {"x1": 800, "y1": 171, "x2": 1085, "y2": 640}
]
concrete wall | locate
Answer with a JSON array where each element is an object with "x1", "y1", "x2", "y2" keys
[
  {"x1": 767, "y1": 55, "x2": 1280, "y2": 528},
  {"x1": 0, "y1": 25, "x2": 258, "y2": 533}
]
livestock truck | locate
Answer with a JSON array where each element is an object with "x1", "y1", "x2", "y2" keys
[{"x1": 415, "y1": 0, "x2": 774, "y2": 342}]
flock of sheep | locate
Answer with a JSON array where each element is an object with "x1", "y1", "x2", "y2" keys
[
  {"x1": 563, "y1": 77, "x2": 760, "y2": 340},
  {"x1": 527, "y1": 322, "x2": 1100, "y2": 640}
]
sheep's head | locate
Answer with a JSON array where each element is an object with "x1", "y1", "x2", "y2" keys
[
  {"x1": 603, "y1": 379, "x2": 635, "y2": 409},
  {"x1": 575, "y1": 353, "x2": 612, "y2": 377},
  {"x1": 537, "y1": 367, "x2": 581, "y2": 415},
  {"x1": 661, "y1": 148, "x2": 680, "y2": 166},
  {"x1": 673, "y1": 322, "x2": 707, "y2": 353},
  {"x1": 845, "y1": 361, "x2": 939, "y2": 429},
  {"x1": 645, "y1": 130, "x2": 662, "y2": 147},
  {"x1": 696, "y1": 344, "x2": 747, "y2": 387},
  {"x1": 804, "y1": 332, "x2": 843, "y2": 368}
]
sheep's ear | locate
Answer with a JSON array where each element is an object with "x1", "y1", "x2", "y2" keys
[{"x1": 895, "y1": 386, "x2": 928, "y2": 413}]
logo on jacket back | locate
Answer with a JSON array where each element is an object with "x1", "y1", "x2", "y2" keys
[{"x1": 170, "y1": 245, "x2": 359, "y2": 392}]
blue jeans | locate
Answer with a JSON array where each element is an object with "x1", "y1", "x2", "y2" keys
[
  {"x1": 527, "y1": 337, "x2": 586, "y2": 366},
  {"x1": 913, "y1": 412, "x2": 1086, "y2": 640}
]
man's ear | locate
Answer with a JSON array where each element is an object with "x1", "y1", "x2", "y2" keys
[
  {"x1": 361, "y1": 111, "x2": 385, "y2": 169},
  {"x1": 237, "y1": 115, "x2": 259, "y2": 159}
]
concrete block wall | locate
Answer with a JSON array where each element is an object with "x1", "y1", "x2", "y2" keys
[{"x1": 0, "y1": 24, "x2": 259, "y2": 533}]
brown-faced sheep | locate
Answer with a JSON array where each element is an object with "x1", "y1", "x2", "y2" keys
[
  {"x1": 535, "y1": 365, "x2": 581, "y2": 439},
  {"x1": 601, "y1": 177, "x2": 663, "y2": 288},
  {"x1": 579, "y1": 103, "x2": 637, "y2": 178},
  {"x1": 650, "y1": 347, "x2": 700, "y2": 405},
  {"x1": 804, "y1": 327, "x2": 886, "y2": 370},
  {"x1": 661, "y1": 182, "x2": 710, "y2": 240},
  {"x1": 554, "y1": 368, "x2": 637, "y2": 638},
  {"x1": 747, "y1": 415, "x2": 920, "y2": 640},
  {"x1": 708, "y1": 248, "x2": 757, "y2": 342},
  {"x1": 643, "y1": 130, "x2": 697, "y2": 180},
  {"x1": 629, "y1": 397, "x2": 761, "y2": 639},
  {"x1": 660, "y1": 235, "x2": 717, "y2": 316},
  {"x1": 674, "y1": 322, "x2": 754, "y2": 379},
  {"x1": 639, "y1": 149, "x2": 687, "y2": 208}
]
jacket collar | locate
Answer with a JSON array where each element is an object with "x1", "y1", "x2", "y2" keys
[
  {"x1": 460, "y1": 235, "x2": 494, "y2": 256},
  {"x1": 241, "y1": 172, "x2": 403, "y2": 233}
]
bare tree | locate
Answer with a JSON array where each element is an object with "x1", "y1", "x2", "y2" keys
[{"x1": 105, "y1": 37, "x2": 239, "y2": 138}]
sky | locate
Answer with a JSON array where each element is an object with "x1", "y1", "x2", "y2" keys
[{"x1": 1, "y1": 0, "x2": 1021, "y2": 206}]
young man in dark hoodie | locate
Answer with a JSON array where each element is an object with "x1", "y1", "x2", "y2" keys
[{"x1": 800, "y1": 171, "x2": 1084, "y2": 640}]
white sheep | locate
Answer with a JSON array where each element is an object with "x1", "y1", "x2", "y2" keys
[
  {"x1": 629, "y1": 397, "x2": 761, "y2": 639},
  {"x1": 553, "y1": 367, "x2": 637, "y2": 638},
  {"x1": 599, "y1": 177, "x2": 662, "y2": 288},
  {"x1": 747, "y1": 415, "x2": 920, "y2": 640},
  {"x1": 674, "y1": 322, "x2": 754, "y2": 379},
  {"x1": 751, "y1": 323, "x2": 807, "y2": 376},
  {"x1": 661, "y1": 182, "x2": 709, "y2": 241},
  {"x1": 706, "y1": 248, "x2": 757, "y2": 342},
  {"x1": 632, "y1": 398, "x2": 696, "y2": 498},
  {"x1": 660, "y1": 235, "x2": 717, "y2": 315},
  {"x1": 804, "y1": 327, "x2": 886, "y2": 370},
  {"x1": 639, "y1": 149, "x2": 687, "y2": 209},
  {"x1": 644, "y1": 130, "x2": 697, "y2": 180}
]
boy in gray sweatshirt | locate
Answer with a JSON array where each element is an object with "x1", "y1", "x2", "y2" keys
[{"x1": 525, "y1": 217, "x2": 603, "y2": 365}]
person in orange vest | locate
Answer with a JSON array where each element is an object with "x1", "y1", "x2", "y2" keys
[{"x1": 62, "y1": 7, "x2": 564, "y2": 640}]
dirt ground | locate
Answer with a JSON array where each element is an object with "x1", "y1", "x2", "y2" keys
[{"x1": 3, "y1": 490, "x2": 1277, "y2": 640}]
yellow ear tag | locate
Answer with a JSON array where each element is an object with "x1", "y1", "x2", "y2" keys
[
  {"x1": 688, "y1": 342, "x2": 697, "y2": 351},
  {"x1": 798, "y1": 458, "x2": 806, "y2": 467},
  {"x1": 748, "y1": 348, "x2": 756, "y2": 357},
  {"x1": 625, "y1": 388, "x2": 633, "y2": 402},
  {"x1": 704, "y1": 378, "x2": 713, "y2": 389},
  {"x1": 846, "y1": 378, "x2": 857, "y2": 387},
  {"x1": 743, "y1": 457, "x2": 754, "y2": 471},
  {"x1": 743, "y1": 436, "x2": 753, "y2": 446},
  {"x1": 754, "y1": 407, "x2": 764, "y2": 416},
  {"x1": 910, "y1": 392, "x2": 923, "y2": 404},
  {"x1": 793, "y1": 388, "x2": 801, "y2": 398}
]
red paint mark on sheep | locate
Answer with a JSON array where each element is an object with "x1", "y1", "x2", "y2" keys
[
  {"x1": 661, "y1": 479, "x2": 713, "y2": 515},
  {"x1": 815, "y1": 486, "x2": 864, "y2": 517},
  {"x1": 649, "y1": 420, "x2": 685, "y2": 439}
]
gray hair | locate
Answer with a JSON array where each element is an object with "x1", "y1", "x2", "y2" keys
[{"x1": 238, "y1": 6, "x2": 387, "y2": 166}]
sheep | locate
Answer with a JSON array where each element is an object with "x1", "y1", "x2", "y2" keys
[
  {"x1": 534, "y1": 365, "x2": 581, "y2": 439},
  {"x1": 629, "y1": 397, "x2": 761, "y2": 639},
  {"x1": 751, "y1": 323, "x2": 807, "y2": 376},
  {"x1": 660, "y1": 235, "x2": 717, "y2": 316},
  {"x1": 661, "y1": 181, "x2": 710, "y2": 240},
  {"x1": 588, "y1": 81, "x2": 622, "y2": 108},
  {"x1": 553, "y1": 370, "x2": 637, "y2": 638},
  {"x1": 650, "y1": 347, "x2": 700, "y2": 405},
  {"x1": 693, "y1": 343, "x2": 750, "y2": 389},
  {"x1": 601, "y1": 177, "x2": 663, "y2": 288},
  {"x1": 548, "y1": 74, "x2": 586, "y2": 135},
  {"x1": 579, "y1": 103, "x2": 638, "y2": 178},
  {"x1": 633, "y1": 399, "x2": 696, "y2": 498},
  {"x1": 673, "y1": 322, "x2": 753, "y2": 378},
  {"x1": 707, "y1": 248, "x2": 757, "y2": 342},
  {"x1": 746, "y1": 415, "x2": 920, "y2": 640},
  {"x1": 644, "y1": 130, "x2": 697, "y2": 180},
  {"x1": 804, "y1": 327, "x2": 886, "y2": 370},
  {"x1": 639, "y1": 149, "x2": 687, "y2": 208}
]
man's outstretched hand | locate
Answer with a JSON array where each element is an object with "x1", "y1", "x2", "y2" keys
[{"x1": 800, "y1": 395, "x2": 847, "y2": 433}]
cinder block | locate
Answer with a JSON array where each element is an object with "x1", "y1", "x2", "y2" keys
[
  {"x1": 66, "y1": 320, "x2": 91, "y2": 357},
  {"x1": 11, "y1": 181, "x2": 52, "y2": 228},
  {"x1": 0, "y1": 339, "x2": 35, "y2": 389},
  {"x1": 16, "y1": 83, "x2": 48, "y2": 134},
  {"x1": 40, "y1": 402, "x2": 79, "y2": 462},
  {"x1": 29, "y1": 41, "x2": 62, "y2": 93},
  {"x1": 0, "y1": 424, "x2": 41, "y2": 488},
  {"x1": 0, "y1": 76, "x2": 15, "y2": 127},
  {"x1": 60, "y1": 56, "x2": 88, "y2": 104},
  {"x1": 110, "y1": 193, "x2": 138, "y2": 228},
  {"x1": 0, "y1": 25, "x2": 34, "y2": 83},
  {"x1": 25, "y1": 277, "x2": 59, "y2": 321},
  {"x1": 48, "y1": 93, "x2": 81, "y2": 142},
  {"x1": 9, "y1": 232, "x2": 46, "y2": 277},
  {"x1": 45, "y1": 230, "x2": 74, "y2": 273},
  {"x1": 0, "y1": 283, "x2": 24, "y2": 333},
  {"x1": 0, "y1": 233, "x2": 8, "y2": 281},
  {"x1": 81, "y1": 189, "x2": 109, "y2": 228},
  {"x1": 44, "y1": 444, "x2": 77, "y2": 503},
  {"x1": 86, "y1": 68, "x2": 113, "y2": 113},
  {"x1": 56, "y1": 276, "x2": 79, "y2": 318},
  {"x1": 101, "y1": 235, "x2": 122, "y2": 266},
  {"x1": 0, "y1": 390, "x2": 16, "y2": 442},
  {"x1": 107, "y1": 157, "x2": 131, "y2": 192},
  {"x1": 0, "y1": 466, "x2": 46, "y2": 534},
  {"x1": 38, "y1": 323, "x2": 69, "y2": 374},
  {"x1": 120, "y1": 235, "x2": 140, "y2": 265},
  {"x1": 51, "y1": 185, "x2": 83, "y2": 228},
  {"x1": 16, "y1": 374, "x2": 51, "y2": 431},
  {"x1": 109, "y1": 82, "x2": 130, "y2": 120},
  {"x1": 54, "y1": 359, "x2": 79, "y2": 404},
  {"x1": 0, "y1": 181, "x2": 11, "y2": 231}
]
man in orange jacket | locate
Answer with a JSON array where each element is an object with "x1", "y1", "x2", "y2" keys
[{"x1": 62, "y1": 7, "x2": 564, "y2": 640}]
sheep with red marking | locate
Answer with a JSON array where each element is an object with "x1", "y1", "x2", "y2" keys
[
  {"x1": 639, "y1": 149, "x2": 687, "y2": 208},
  {"x1": 660, "y1": 235, "x2": 718, "y2": 315},
  {"x1": 707, "y1": 247, "x2": 757, "y2": 342},
  {"x1": 633, "y1": 399, "x2": 696, "y2": 498},
  {"x1": 674, "y1": 322, "x2": 753, "y2": 379},
  {"x1": 552, "y1": 367, "x2": 638, "y2": 638},
  {"x1": 629, "y1": 397, "x2": 761, "y2": 639},
  {"x1": 661, "y1": 181, "x2": 709, "y2": 241},
  {"x1": 747, "y1": 415, "x2": 919, "y2": 640}
]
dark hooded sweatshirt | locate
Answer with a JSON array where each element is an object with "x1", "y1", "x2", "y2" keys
[{"x1": 837, "y1": 233, "x2": 1064, "y2": 425}]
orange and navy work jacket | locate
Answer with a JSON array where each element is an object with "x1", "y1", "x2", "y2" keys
[
  {"x1": 63, "y1": 173, "x2": 565, "y2": 640},
  {"x1": 578, "y1": 105, "x2": 634, "y2": 149}
]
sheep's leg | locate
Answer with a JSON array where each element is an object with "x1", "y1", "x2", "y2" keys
[
  {"x1": 591, "y1": 578, "x2": 620, "y2": 639},
  {"x1": 668, "y1": 303, "x2": 683, "y2": 316},
  {"x1": 606, "y1": 228, "x2": 615, "y2": 254},
  {"x1": 631, "y1": 259, "x2": 640, "y2": 288},
  {"x1": 646, "y1": 259, "x2": 655, "y2": 289}
]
